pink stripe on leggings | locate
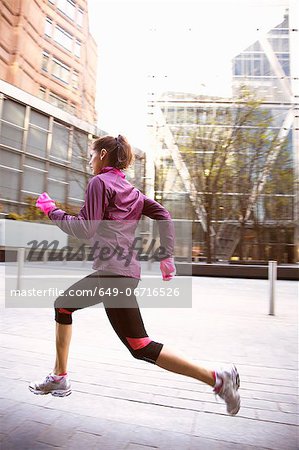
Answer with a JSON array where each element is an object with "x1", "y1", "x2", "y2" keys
[
  {"x1": 126, "y1": 337, "x2": 152, "y2": 350},
  {"x1": 58, "y1": 308, "x2": 73, "y2": 315}
]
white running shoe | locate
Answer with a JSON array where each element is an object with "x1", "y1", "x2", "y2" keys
[
  {"x1": 214, "y1": 365, "x2": 240, "y2": 415},
  {"x1": 29, "y1": 373, "x2": 71, "y2": 397}
]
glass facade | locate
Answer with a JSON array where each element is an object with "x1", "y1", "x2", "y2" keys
[
  {"x1": 152, "y1": 10, "x2": 296, "y2": 263},
  {"x1": 232, "y1": 12, "x2": 291, "y2": 102},
  {"x1": 51, "y1": 58, "x2": 70, "y2": 83},
  {"x1": 53, "y1": 24, "x2": 73, "y2": 52},
  {"x1": 45, "y1": 18, "x2": 81, "y2": 57},
  {"x1": 57, "y1": 0, "x2": 76, "y2": 21},
  {"x1": 0, "y1": 91, "x2": 146, "y2": 216},
  {"x1": 49, "y1": 92, "x2": 69, "y2": 111},
  {"x1": 52, "y1": 0, "x2": 84, "y2": 25}
]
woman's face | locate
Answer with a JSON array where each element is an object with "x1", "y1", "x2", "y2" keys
[{"x1": 89, "y1": 147, "x2": 108, "y2": 175}]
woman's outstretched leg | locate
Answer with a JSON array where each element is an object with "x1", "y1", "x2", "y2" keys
[
  {"x1": 104, "y1": 282, "x2": 240, "y2": 416},
  {"x1": 155, "y1": 346, "x2": 240, "y2": 415},
  {"x1": 155, "y1": 346, "x2": 214, "y2": 386}
]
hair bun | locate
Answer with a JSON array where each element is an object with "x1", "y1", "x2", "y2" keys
[{"x1": 92, "y1": 135, "x2": 134, "y2": 170}]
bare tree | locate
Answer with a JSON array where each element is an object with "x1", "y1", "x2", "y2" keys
[
  {"x1": 174, "y1": 86, "x2": 290, "y2": 262},
  {"x1": 226, "y1": 88, "x2": 289, "y2": 260},
  {"x1": 252, "y1": 143, "x2": 294, "y2": 262}
]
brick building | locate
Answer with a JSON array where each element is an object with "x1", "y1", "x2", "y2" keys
[{"x1": 0, "y1": 0, "x2": 97, "y2": 123}]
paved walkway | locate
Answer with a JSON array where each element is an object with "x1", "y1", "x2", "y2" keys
[{"x1": 0, "y1": 265, "x2": 298, "y2": 449}]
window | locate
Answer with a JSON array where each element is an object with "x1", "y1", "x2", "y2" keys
[
  {"x1": 262, "y1": 57, "x2": 271, "y2": 76},
  {"x1": 48, "y1": 164, "x2": 67, "y2": 182},
  {"x1": 0, "y1": 168, "x2": 20, "y2": 200},
  {"x1": 244, "y1": 55, "x2": 253, "y2": 76},
  {"x1": 49, "y1": 92, "x2": 68, "y2": 112},
  {"x1": 277, "y1": 53, "x2": 290, "y2": 76},
  {"x1": 54, "y1": 25, "x2": 73, "y2": 52},
  {"x1": 65, "y1": 0, "x2": 76, "y2": 20},
  {"x1": 24, "y1": 157, "x2": 46, "y2": 171},
  {"x1": 233, "y1": 57, "x2": 242, "y2": 76},
  {"x1": 69, "y1": 104, "x2": 76, "y2": 115},
  {"x1": 51, "y1": 122, "x2": 70, "y2": 161},
  {"x1": 48, "y1": 164, "x2": 68, "y2": 203},
  {"x1": 1, "y1": 99, "x2": 25, "y2": 149},
  {"x1": 0, "y1": 149, "x2": 21, "y2": 169},
  {"x1": 57, "y1": 0, "x2": 76, "y2": 20},
  {"x1": 74, "y1": 40, "x2": 81, "y2": 58},
  {"x1": 23, "y1": 166, "x2": 45, "y2": 195},
  {"x1": 77, "y1": 8, "x2": 83, "y2": 27},
  {"x1": 39, "y1": 87, "x2": 46, "y2": 100},
  {"x1": 52, "y1": 58, "x2": 70, "y2": 83},
  {"x1": 269, "y1": 36, "x2": 289, "y2": 53},
  {"x1": 1, "y1": 124, "x2": 23, "y2": 149},
  {"x1": 27, "y1": 110, "x2": 49, "y2": 158},
  {"x1": 186, "y1": 108, "x2": 195, "y2": 123},
  {"x1": 72, "y1": 130, "x2": 88, "y2": 170},
  {"x1": 166, "y1": 108, "x2": 175, "y2": 124},
  {"x1": 27, "y1": 127, "x2": 48, "y2": 157},
  {"x1": 41, "y1": 52, "x2": 49, "y2": 71},
  {"x1": 253, "y1": 54, "x2": 261, "y2": 76},
  {"x1": 30, "y1": 110, "x2": 49, "y2": 129},
  {"x1": 45, "y1": 18, "x2": 52, "y2": 37},
  {"x1": 72, "y1": 71, "x2": 79, "y2": 89},
  {"x1": 48, "y1": 179, "x2": 67, "y2": 202},
  {"x1": 69, "y1": 176, "x2": 85, "y2": 200},
  {"x1": 2, "y1": 99, "x2": 25, "y2": 127}
]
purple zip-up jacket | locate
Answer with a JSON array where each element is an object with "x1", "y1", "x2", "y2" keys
[{"x1": 49, "y1": 166, "x2": 175, "y2": 278}]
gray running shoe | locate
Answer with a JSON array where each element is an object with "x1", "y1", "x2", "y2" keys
[
  {"x1": 214, "y1": 365, "x2": 240, "y2": 415},
  {"x1": 29, "y1": 373, "x2": 71, "y2": 397}
]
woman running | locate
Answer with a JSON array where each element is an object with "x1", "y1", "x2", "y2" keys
[{"x1": 29, "y1": 134, "x2": 240, "y2": 415}]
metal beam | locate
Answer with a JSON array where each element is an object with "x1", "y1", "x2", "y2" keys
[
  {"x1": 153, "y1": 105, "x2": 209, "y2": 232},
  {"x1": 259, "y1": 33, "x2": 292, "y2": 100},
  {"x1": 244, "y1": 108, "x2": 294, "y2": 222}
]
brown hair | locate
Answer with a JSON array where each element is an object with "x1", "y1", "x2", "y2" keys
[{"x1": 92, "y1": 134, "x2": 134, "y2": 170}]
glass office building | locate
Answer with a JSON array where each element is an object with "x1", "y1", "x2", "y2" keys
[
  {"x1": 0, "y1": 82, "x2": 145, "y2": 218},
  {"x1": 0, "y1": 0, "x2": 146, "y2": 218},
  {"x1": 152, "y1": 9, "x2": 297, "y2": 262},
  {"x1": 232, "y1": 11, "x2": 291, "y2": 102}
]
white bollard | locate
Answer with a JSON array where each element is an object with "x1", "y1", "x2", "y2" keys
[
  {"x1": 43, "y1": 249, "x2": 48, "y2": 264},
  {"x1": 17, "y1": 247, "x2": 25, "y2": 290},
  {"x1": 268, "y1": 260, "x2": 277, "y2": 316}
]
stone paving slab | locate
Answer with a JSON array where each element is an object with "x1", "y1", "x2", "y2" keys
[
  {"x1": 1, "y1": 268, "x2": 298, "y2": 449},
  {"x1": 192, "y1": 411, "x2": 298, "y2": 450}
]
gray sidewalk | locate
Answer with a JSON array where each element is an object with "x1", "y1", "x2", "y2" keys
[{"x1": 0, "y1": 265, "x2": 298, "y2": 449}]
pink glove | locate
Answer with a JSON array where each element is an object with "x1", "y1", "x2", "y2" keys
[
  {"x1": 36, "y1": 192, "x2": 56, "y2": 215},
  {"x1": 160, "y1": 257, "x2": 176, "y2": 281}
]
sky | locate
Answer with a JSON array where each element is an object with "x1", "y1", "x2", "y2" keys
[{"x1": 88, "y1": 0, "x2": 289, "y2": 149}]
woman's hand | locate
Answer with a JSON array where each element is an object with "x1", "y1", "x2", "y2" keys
[
  {"x1": 160, "y1": 257, "x2": 176, "y2": 281},
  {"x1": 36, "y1": 192, "x2": 57, "y2": 215}
]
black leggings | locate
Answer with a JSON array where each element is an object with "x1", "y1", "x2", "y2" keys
[{"x1": 54, "y1": 271, "x2": 163, "y2": 364}]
